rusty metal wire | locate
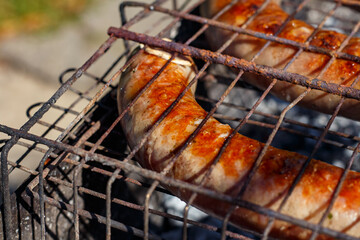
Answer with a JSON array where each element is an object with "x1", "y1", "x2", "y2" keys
[
  {"x1": 1, "y1": 0, "x2": 360, "y2": 240},
  {"x1": 1, "y1": 32, "x2": 118, "y2": 240},
  {"x1": 1, "y1": 122, "x2": 359, "y2": 240},
  {"x1": 262, "y1": 17, "x2": 360, "y2": 240},
  {"x1": 108, "y1": 28, "x2": 360, "y2": 101},
  {"x1": 115, "y1": 1, "x2": 360, "y2": 63}
]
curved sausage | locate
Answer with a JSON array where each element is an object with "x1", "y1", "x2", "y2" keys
[
  {"x1": 117, "y1": 46, "x2": 360, "y2": 239},
  {"x1": 201, "y1": 0, "x2": 360, "y2": 121}
]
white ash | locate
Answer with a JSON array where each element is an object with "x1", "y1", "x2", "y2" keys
[
  {"x1": 283, "y1": 0, "x2": 360, "y2": 36},
  {"x1": 163, "y1": 194, "x2": 208, "y2": 227}
]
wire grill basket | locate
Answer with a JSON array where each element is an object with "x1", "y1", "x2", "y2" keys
[{"x1": 1, "y1": 0, "x2": 360, "y2": 239}]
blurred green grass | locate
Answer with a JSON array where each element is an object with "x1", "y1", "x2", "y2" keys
[{"x1": 0, "y1": 0, "x2": 92, "y2": 39}]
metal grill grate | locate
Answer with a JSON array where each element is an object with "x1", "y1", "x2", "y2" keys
[{"x1": 1, "y1": 0, "x2": 360, "y2": 239}]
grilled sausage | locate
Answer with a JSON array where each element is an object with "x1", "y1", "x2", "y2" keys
[
  {"x1": 201, "y1": 0, "x2": 360, "y2": 121},
  {"x1": 117, "y1": 46, "x2": 360, "y2": 239}
]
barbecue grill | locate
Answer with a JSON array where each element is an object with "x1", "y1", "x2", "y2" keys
[{"x1": 1, "y1": 0, "x2": 360, "y2": 239}]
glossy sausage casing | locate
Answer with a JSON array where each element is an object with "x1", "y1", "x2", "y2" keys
[
  {"x1": 201, "y1": 0, "x2": 360, "y2": 121},
  {"x1": 117, "y1": 47, "x2": 360, "y2": 239}
]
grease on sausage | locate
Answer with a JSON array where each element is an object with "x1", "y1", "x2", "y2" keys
[
  {"x1": 201, "y1": 0, "x2": 360, "y2": 121},
  {"x1": 118, "y1": 47, "x2": 360, "y2": 239}
]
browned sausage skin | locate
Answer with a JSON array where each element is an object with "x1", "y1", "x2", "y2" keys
[
  {"x1": 117, "y1": 46, "x2": 360, "y2": 239},
  {"x1": 201, "y1": 0, "x2": 360, "y2": 121}
]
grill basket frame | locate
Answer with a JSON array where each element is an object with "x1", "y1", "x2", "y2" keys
[{"x1": 1, "y1": 0, "x2": 360, "y2": 239}]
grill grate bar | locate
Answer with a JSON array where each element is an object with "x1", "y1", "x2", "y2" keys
[
  {"x1": 116, "y1": 1, "x2": 250, "y2": 233},
  {"x1": 155, "y1": 0, "x2": 207, "y2": 39},
  {"x1": 26, "y1": 189, "x2": 163, "y2": 240},
  {"x1": 104, "y1": 25, "x2": 360, "y2": 238},
  {"x1": 177, "y1": 1, "x2": 276, "y2": 238},
  {"x1": 197, "y1": 92, "x2": 360, "y2": 142},
  {"x1": 15, "y1": 125, "x2": 125, "y2": 157},
  {"x1": 222, "y1": 90, "x2": 311, "y2": 240},
  {"x1": 307, "y1": 24, "x2": 360, "y2": 239},
  {"x1": 309, "y1": 142, "x2": 360, "y2": 238},
  {"x1": 197, "y1": 95, "x2": 360, "y2": 148},
  {"x1": 211, "y1": 112, "x2": 359, "y2": 152},
  {"x1": 38, "y1": 173, "x2": 254, "y2": 240},
  {"x1": 25, "y1": 0, "x2": 169, "y2": 237},
  {"x1": 4, "y1": 156, "x2": 171, "y2": 203},
  {"x1": 109, "y1": 1, "x2": 360, "y2": 238},
  {"x1": 260, "y1": 2, "x2": 360, "y2": 237},
  {"x1": 88, "y1": 0, "x2": 205, "y2": 156},
  {"x1": 1, "y1": 123, "x2": 359, "y2": 239},
  {"x1": 36, "y1": 50, "x2": 130, "y2": 240},
  {"x1": 105, "y1": 168, "x2": 121, "y2": 240},
  {"x1": 108, "y1": 28, "x2": 360, "y2": 101},
  {"x1": 101, "y1": 1, "x2": 359, "y2": 238},
  {"x1": 0, "y1": 34, "x2": 118, "y2": 240},
  {"x1": 119, "y1": 0, "x2": 168, "y2": 30},
  {"x1": 22, "y1": 84, "x2": 360, "y2": 161},
  {"x1": 26, "y1": 101, "x2": 82, "y2": 118},
  {"x1": 121, "y1": 1, "x2": 360, "y2": 63},
  {"x1": 57, "y1": 68, "x2": 117, "y2": 106},
  {"x1": 197, "y1": 1, "x2": 319, "y2": 236},
  {"x1": 2, "y1": 0, "x2": 360, "y2": 239},
  {"x1": 141, "y1": 0, "x2": 272, "y2": 234}
]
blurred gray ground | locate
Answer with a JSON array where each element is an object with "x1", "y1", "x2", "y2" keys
[
  {"x1": 0, "y1": 0, "x2": 128, "y2": 192},
  {"x1": 0, "y1": 0, "x2": 176, "y2": 193},
  {"x1": 0, "y1": 0, "x2": 122, "y2": 129}
]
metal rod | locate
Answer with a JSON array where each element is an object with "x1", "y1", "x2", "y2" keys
[
  {"x1": 196, "y1": 94, "x2": 360, "y2": 149},
  {"x1": 28, "y1": 3, "x2": 180, "y2": 235},
  {"x1": 181, "y1": 20, "x2": 258, "y2": 240},
  {"x1": 107, "y1": 28, "x2": 360, "y2": 101},
  {"x1": 90, "y1": 0, "x2": 206, "y2": 155},
  {"x1": 220, "y1": 89, "x2": 311, "y2": 240},
  {"x1": 39, "y1": 174, "x2": 251, "y2": 240},
  {"x1": 3, "y1": 0, "x2": 360, "y2": 239},
  {"x1": 118, "y1": 1, "x2": 360, "y2": 64},
  {"x1": 26, "y1": 189, "x2": 162, "y2": 240},
  {"x1": 310, "y1": 142, "x2": 360, "y2": 239},
  {"x1": 106, "y1": 168, "x2": 121, "y2": 240},
  {"x1": 0, "y1": 34, "x2": 117, "y2": 239},
  {"x1": 1, "y1": 144, "x2": 13, "y2": 240},
  {"x1": 72, "y1": 122, "x2": 98, "y2": 240},
  {"x1": 17, "y1": 93, "x2": 360, "y2": 156},
  {"x1": 143, "y1": 2, "x2": 248, "y2": 236},
  {"x1": 180, "y1": 0, "x2": 275, "y2": 230},
  {"x1": 211, "y1": 0, "x2": 313, "y2": 236},
  {"x1": 73, "y1": 162, "x2": 81, "y2": 240},
  {"x1": 1, "y1": 124, "x2": 358, "y2": 239},
  {"x1": 262, "y1": 16, "x2": 360, "y2": 239}
]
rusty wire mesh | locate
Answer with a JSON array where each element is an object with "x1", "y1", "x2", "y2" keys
[{"x1": 1, "y1": 0, "x2": 360, "y2": 239}]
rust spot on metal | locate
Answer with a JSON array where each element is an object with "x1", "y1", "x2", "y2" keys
[{"x1": 108, "y1": 28, "x2": 360, "y2": 101}]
